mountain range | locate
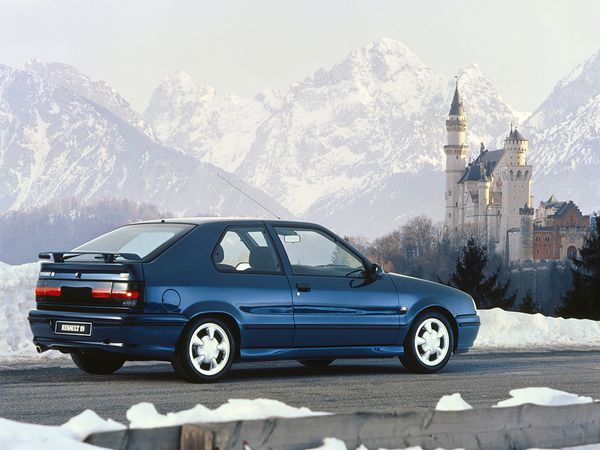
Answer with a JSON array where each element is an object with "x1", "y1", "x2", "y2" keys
[{"x1": 1, "y1": 38, "x2": 599, "y2": 238}]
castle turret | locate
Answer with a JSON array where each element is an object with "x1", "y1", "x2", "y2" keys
[
  {"x1": 504, "y1": 125, "x2": 528, "y2": 166},
  {"x1": 443, "y1": 83, "x2": 468, "y2": 232}
]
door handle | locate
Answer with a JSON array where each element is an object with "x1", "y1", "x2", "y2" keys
[{"x1": 296, "y1": 283, "x2": 311, "y2": 293}]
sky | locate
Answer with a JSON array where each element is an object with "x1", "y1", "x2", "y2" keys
[{"x1": 1, "y1": 0, "x2": 600, "y2": 113}]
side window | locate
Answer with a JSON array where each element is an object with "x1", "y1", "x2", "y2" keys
[
  {"x1": 274, "y1": 227, "x2": 365, "y2": 277},
  {"x1": 213, "y1": 226, "x2": 281, "y2": 274}
]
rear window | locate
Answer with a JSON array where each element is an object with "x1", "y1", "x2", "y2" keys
[{"x1": 73, "y1": 223, "x2": 194, "y2": 260}]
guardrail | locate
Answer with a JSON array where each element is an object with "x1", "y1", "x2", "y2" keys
[{"x1": 86, "y1": 401, "x2": 600, "y2": 450}]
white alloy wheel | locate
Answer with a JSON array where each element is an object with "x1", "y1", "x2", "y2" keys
[
  {"x1": 188, "y1": 322, "x2": 231, "y2": 376},
  {"x1": 413, "y1": 318, "x2": 450, "y2": 366}
]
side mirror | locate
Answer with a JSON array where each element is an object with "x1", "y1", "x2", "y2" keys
[{"x1": 367, "y1": 263, "x2": 383, "y2": 281}]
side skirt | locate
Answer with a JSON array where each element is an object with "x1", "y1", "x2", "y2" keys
[{"x1": 239, "y1": 345, "x2": 405, "y2": 362}]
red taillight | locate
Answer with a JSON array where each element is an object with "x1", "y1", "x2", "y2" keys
[
  {"x1": 35, "y1": 286, "x2": 61, "y2": 297},
  {"x1": 92, "y1": 283, "x2": 139, "y2": 300},
  {"x1": 111, "y1": 288, "x2": 140, "y2": 300},
  {"x1": 91, "y1": 288, "x2": 112, "y2": 299}
]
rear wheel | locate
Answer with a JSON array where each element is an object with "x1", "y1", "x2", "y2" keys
[
  {"x1": 172, "y1": 318, "x2": 235, "y2": 383},
  {"x1": 297, "y1": 359, "x2": 335, "y2": 367},
  {"x1": 71, "y1": 350, "x2": 126, "y2": 375},
  {"x1": 400, "y1": 311, "x2": 454, "y2": 374}
]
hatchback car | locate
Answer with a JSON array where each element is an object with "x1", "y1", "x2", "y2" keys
[{"x1": 29, "y1": 218, "x2": 480, "y2": 382}]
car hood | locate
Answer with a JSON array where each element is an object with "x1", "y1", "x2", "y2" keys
[{"x1": 385, "y1": 272, "x2": 477, "y2": 317}]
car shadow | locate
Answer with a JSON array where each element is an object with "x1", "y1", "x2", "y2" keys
[{"x1": 3, "y1": 358, "x2": 466, "y2": 385}]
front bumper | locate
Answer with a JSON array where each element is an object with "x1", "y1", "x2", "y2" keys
[
  {"x1": 28, "y1": 309, "x2": 187, "y2": 360},
  {"x1": 455, "y1": 313, "x2": 480, "y2": 354}
]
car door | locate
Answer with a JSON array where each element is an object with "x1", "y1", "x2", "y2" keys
[
  {"x1": 269, "y1": 224, "x2": 400, "y2": 348},
  {"x1": 209, "y1": 225, "x2": 294, "y2": 348}
]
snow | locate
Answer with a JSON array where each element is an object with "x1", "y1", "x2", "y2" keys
[
  {"x1": 475, "y1": 308, "x2": 600, "y2": 349},
  {"x1": 0, "y1": 409, "x2": 124, "y2": 450},
  {"x1": 0, "y1": 261, "x2": 60, "y2": 362},
  {"x1": 127, "y1": 399, "x2": 329, "y2": 429},
  {"x1": 435, "y1": 393, "x2": 473, "y2": 411},
  {"x1": 436, "y1": 387, "x2": 595, "y2": 410},
  {"x1": 495, "y1": 387, "x2": 593, "y2": 408}
]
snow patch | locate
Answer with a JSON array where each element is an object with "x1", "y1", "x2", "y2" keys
[
  {"x1": 0, "y1": 261, "x2": 63, "y2": 362},
  {"x1": 127, "y1": 398, "x2": 329, "y2": 429},
  {"x1": 495, "y1": 387, "x2": 593, "y2": 408},
  {"x1": 435, "y1": 393, "x2": 473, "y2": 411},
  {"x1": 0, "y1": 410, "x2": 124, "y2": 450},
  {"x1": 475, "y1": 308, "x2": 600, "y2": 349}
]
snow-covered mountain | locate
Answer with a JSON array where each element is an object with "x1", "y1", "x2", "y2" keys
[
  {"x1": 146, "y1": 39, "x2": 522, "y2": 236},
  {"x1": 145, "y1": 71, "x2": 283, "y2": 171},
  {"x1": 3, "y1": 38, "x2": 599, "y2": 239},
  {"x1": 0, "y1": 64, "x2": 289, "y2": 219},
  {"x1": 524, "y1": 49, "x2": 600, "y2": 214}
]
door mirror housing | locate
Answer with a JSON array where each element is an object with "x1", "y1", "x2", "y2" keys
[{"x1": 366, "y1": 263, "x2": 383, "y2": 281}]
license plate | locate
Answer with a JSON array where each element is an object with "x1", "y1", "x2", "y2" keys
[{"x1": 54, "y1": 321, "x2": 92, "y2": 336}]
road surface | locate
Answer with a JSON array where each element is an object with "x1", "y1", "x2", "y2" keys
[{"x1": 1, "y1": 350, "x2": 599, "y2": 424}]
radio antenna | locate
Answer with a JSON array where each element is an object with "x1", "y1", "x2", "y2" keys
[{"x1": 215, "y1": 172, "x2": 281, "y2": 219}]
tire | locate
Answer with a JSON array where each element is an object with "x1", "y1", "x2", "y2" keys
[
  {"x1": 297, "y1": 359, "x2": 335, "y2": 367},
  {"x1": 71, "y1": 350, "x2": 126, "y2": 375},
  {"x1": 400, "y1": 311, "x2": 454, "y2": 374},
  {"x1": 172, "y1": 317, "x2": 235, "y2": 383}
]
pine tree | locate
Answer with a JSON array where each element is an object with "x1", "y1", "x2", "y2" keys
[
  {"x1": 556, "y1": 214, "x2": 600, "y2": 320},
  {"x1": 519, "y1": 290, "x2": 540, "y2": 314},
  {"x1": 446, "y1": 237, "x2": 516, "y2": 310}
]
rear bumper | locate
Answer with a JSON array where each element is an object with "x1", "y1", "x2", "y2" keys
[
  {"x1": 455, "y1": 313, "x2": 480, "y2": 354},
  {"x1": 28, "y1": 309, "x2": 187, "y2": 360}
]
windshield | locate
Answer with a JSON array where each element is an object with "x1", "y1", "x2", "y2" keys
[{"x1": 72, "y1": 223, "x2": 194, "y2": 260}]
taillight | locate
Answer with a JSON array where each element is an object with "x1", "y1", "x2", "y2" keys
[
  {"x1": 90, "y1": 288, "x2": 112, "y2": 299},
  {"x1": 110, "y1": 283, "x2": 140, "y2": 300},
  {"x1": 35, "y1": 285, "x2": 61, "y2": 297},
  {"x1": 92, "y1": 283, "x2": 140, "y2": 305}
]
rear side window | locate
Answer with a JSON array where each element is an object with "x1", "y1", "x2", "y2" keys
[
  {"x1": 73, "y1": 224, "x2": 194, "y2": 260},
  {"x1": 213, "y1": 226, "x2": 281, "y2": 274}
]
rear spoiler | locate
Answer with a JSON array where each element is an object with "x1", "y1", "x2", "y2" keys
[{"x1": 38, "y1": 251, "x2": 142, "y2": 263}]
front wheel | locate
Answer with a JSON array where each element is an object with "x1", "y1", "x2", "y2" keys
[
  {"x1": 71, "y1": 350, "x2": 126, "y2": 375},
  {"x1": 400, "y1": 311, "x2": 454, "y2": 374},
  {"x1": 172, "y1": 318, "x2": 235, "y2": 383},
  {"x1": 297, "y1": 359, "x2": 334, "y2": 367}
]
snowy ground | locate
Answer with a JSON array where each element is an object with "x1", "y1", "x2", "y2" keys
[
  {"x1": 2, "y1": 262, "x2": 600, "y2": 362},
  {"x1": 0, "y1": 389, "x2": 597, "y2": 450}
]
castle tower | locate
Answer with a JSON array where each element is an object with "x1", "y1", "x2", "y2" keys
[
  {"x1": 443, "y1": 84, "x2": 468, "y2": 233},
  {"x1": 477, "y1": 171, "x2": 491, "y2": 239},
  {"x1": 499, "y1": 126, "x2": 533, "y2": 262}
]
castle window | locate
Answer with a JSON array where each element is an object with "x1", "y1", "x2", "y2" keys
[{"x1": 448, "y1": 213, "x2": 451, "y2": 218}]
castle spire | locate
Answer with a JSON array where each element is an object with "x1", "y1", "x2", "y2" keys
[{"x1": 449, "y1": 80, "x2": 465, "y2": 116}]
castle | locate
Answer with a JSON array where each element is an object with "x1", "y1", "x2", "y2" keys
[{"x1": 443, "y1": 84, "x2": 589, "y2": 263}]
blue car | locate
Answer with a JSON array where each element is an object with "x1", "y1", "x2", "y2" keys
[{"x1": 29, "y1": 218, "x2": 480, "y2": 382}]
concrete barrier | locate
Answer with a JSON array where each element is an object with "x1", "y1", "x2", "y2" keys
[{"x1": 86, "y1": 401, "x2": 600, "y2": 450}]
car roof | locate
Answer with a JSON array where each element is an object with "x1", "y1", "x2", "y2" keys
[{"x1": 134, "y1": 216, "x2": 324, "y2": 228}]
